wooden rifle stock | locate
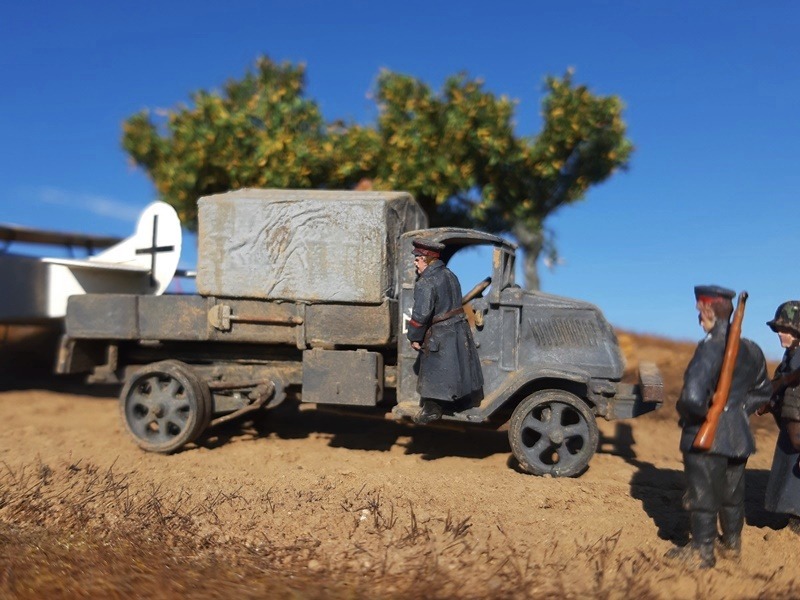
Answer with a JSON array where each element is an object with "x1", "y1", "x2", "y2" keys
[{"x1": 692, "y1": 291, "x2": 748, "y2": 451}]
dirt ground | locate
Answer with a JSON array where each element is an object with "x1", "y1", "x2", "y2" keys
[{"x1": 0, "y1": 331, "x2": 797, "y2": 599}]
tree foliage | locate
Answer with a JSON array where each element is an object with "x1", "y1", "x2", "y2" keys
[{"x1": 122, "y1": 56, "x2": 632, "y2": 289}]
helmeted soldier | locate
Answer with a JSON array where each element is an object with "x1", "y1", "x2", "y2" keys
[
  {"x1": 406, "y1": 239, "x2": 484, "y2": 424},
  {"x1": 764, "y1": 300, "x2": 800, "y2": 533},
  {"x1": 665, "y1": 285, "x2": 771, "y2": 569}
]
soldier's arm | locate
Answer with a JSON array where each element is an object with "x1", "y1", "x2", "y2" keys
[
  {"x1": 744, "y1": 343, "x2": 773, "y2": 415},
  {"x1": 407, "y1": 279, "x2": 435, "y2": 344},
  {"x1": 781, "y1": 384, "x2": 800, "y2": 409},
  {"x1": 677, "y1": 343, "x2": 721, "y2": 420}
]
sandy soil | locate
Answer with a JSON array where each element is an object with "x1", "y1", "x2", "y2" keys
[{"x1": 0, "y1": 331, "x2": 796, "y2": 599}]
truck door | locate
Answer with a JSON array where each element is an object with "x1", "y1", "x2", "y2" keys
[{"x1": 468, "y1": 246, "x2": 519, "y2": 398}]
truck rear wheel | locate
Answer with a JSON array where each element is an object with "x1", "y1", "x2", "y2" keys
[
  {"x1": 509, "y1": 389, "x2": 598, "y2": 477},
  {"x1": 120, "y1": 360, "x2": 211, "y2": 453}
]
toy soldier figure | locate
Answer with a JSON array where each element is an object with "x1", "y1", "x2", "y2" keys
[
  {"x1": 665, "y1": 285, "x2": 771, "y2": 569},
  {"x1": 406, "y1": 239, "x2": 483, "y2": 424},
  {"x1": 764, "y1": 301, "x2": 800, "y2": 533}
]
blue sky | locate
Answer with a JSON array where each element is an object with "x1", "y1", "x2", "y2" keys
[{"x1": 2, "y1": 1, "x2": 798, "y2": 358}]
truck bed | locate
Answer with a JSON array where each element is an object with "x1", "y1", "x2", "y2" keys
[{"x1": 65, "y1": 294, "x2": 397, "y2": 348}]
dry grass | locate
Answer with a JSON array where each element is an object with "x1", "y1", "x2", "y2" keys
[
  {"x1": 0, "y1": 459, "x2": 366, "y2": 599},
  {"x1": 3, "y1": 459, "x2": 796, "y2": 599}
]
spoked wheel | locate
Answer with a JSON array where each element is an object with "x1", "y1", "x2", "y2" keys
[
  {"x1": 509, "y1": 390, "x2": 599, "y2": 477},
  {"x1": 120, "y1": 360, "x2": 212, "y2": 453}
]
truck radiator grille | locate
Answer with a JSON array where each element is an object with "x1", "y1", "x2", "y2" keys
[{"x1": 527, "y1": 318, "x2": 600, "y2": 348}]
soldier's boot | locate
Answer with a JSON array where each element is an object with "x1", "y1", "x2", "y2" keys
[
  {"x1": 666, "y1": 511, "x2": 717, "y2": 569},
  {"x1": 692, "y1": 511, "x2": 717, "y2": 569},
  {"x1": 718, "y1": 505, "x2": 744, "y2": 560},
  {"x1": 413, "y1": 400, "x2": 442, "y2": 425},
  {"x1": 664, "y1": 543, "x2": 696, "y2": 563},
  {"x1": 696, "y1": 542, "x2": 716, "y2": 569},
  {"x1": 716, "y1": 535, "x2": 741, "y2": 560},
  {"x1": 664, "y1": 542, "x2": 716, "y2": 569}
]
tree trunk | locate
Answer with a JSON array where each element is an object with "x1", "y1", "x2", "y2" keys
[{"x1": 511, "y1": 223, "x2": 543, "y2": 291}]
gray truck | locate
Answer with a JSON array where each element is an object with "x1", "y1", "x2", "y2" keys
[{"x1": 56, "y1": 189, "x2": 662, "y2": 477}]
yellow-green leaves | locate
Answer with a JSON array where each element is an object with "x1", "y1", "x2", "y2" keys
[{"x1": 121, "y1": 57, "x2": 631, "y2": 289}]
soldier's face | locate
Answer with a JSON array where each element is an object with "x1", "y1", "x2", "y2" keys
[
  {"x1": 414, "y1": 255, "x2": 428, "y2": 274},
  {"x1": 777, "y1": 329, "x2": 799, "y2": 349},
  {"x1": 696, "y1": 301, "x2": 716, "y2": 333}
]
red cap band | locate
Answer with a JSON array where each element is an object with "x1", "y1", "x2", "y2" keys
[
  {"x1": 414, "y1": 247, "x2": 439, "y2": 258},
  {"x1": 696, "y1": 295, "x2": 726, "y2": 304}
]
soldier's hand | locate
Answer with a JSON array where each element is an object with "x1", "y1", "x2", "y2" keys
[{"x1": 411, "y1": 342, "x2": 421, "y2": 351}]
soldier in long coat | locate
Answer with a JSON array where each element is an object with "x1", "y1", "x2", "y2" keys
[
  {"x1": 406, "y1": 239, "x2": 483, "y2": 424},
  {"x1": 764, "y1": 301, "x2": 800, "y2": 533},
  {"x1": 665, "y1": 285, "x2": 771, "y2": 569}
]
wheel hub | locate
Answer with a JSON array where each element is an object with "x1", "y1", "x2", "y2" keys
[
  {"x1": 509, "y1": 391, "x2": 600, "y2": 477},
  {"x1": 121, "y1": 361, "x2": 212, "y2": 453}
]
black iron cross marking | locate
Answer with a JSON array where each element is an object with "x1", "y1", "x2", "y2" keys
[{"x1": 135, "y1": 215, "x2": 175, "y2": 288}]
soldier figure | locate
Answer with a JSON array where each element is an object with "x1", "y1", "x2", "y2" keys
[
  {"x1": 406, "y1": 239, "x2": 483, "y2": 424},
  {"x1": 665, "y1": 285, "x2": 771, "y2": 569},
  {"x1": 764, "y1": 301, "x2": 800, "y2": 533}
]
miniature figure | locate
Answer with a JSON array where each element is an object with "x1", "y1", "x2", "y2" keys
[
  {"x1": 763, "y1": 301, "x2": 800, "y2": 533},
  {"x1": 665, "y1": 285, "x2": 771, "y2": 569},
  {"x1": 406, "y1": 239, "x2": 483, "y2": 424}
]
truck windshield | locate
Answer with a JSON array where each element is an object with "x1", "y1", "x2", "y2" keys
[{"x1": 447, "y1": 243, "x2": 516, "y2": 299}]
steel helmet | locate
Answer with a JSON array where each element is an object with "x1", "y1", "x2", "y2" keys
[{"x1": 767, "y1": 301, "x2": 800, "y2": 337}]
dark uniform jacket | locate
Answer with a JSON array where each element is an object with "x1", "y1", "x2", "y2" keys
[
  {"x1": 764, "y1": 347, "x2": 800, "y2": 516},
  {"x1": 773, "y1": 348, "x2": 800, "y2": 421},
  {"x1": 677, "y1": 320, "x2": 771, "y2": 457},
  {"x1": 406, "y1": 260, "x2": 483, "y2": 402}
]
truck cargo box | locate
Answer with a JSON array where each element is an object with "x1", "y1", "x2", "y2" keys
[
  {"x1": 197, "y1": 189, "x2": 428, "y2": 304},
  {"x1": 65, "y1": 294, "x2": 396, "y2": 347}
]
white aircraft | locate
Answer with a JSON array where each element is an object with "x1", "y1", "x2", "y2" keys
[{"x1": 0, "y1": 202, "x2": 182, "y2": 324}]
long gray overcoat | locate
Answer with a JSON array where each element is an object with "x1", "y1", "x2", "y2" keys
[
  {"x1": 765, "y1": 348, "x2": 800, "y2": 517},
  {"x1": 406, "y1": 260, "x2": 483, "y2": 403}
]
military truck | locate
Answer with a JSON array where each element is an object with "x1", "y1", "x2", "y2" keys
[{"x1": 56, "y1": 189, "x2": 662, "y2": 477}]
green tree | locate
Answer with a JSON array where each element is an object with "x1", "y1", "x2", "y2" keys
[{"x1": 123, "y1": 56, "x2": 632, "y2": 290}]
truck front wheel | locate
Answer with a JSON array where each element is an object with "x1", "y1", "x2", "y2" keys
[
  {"x1": 509, "y1": 390, "x2": 599, "y2": 477},
  {"x1": 120, "y1": 360, "x2": 212, "y2": 453}
]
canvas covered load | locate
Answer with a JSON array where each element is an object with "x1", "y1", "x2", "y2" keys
[{"x1": 197, "y1": 189, "x2": 428, "y2": 304}]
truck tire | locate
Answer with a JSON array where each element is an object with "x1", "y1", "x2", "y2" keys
[
  {"x1": 509, "y1": 389, "x2": 599, "y2": 477},
  {"x1": 119, "y1": 360, "x2": 212, "y2": 454}
]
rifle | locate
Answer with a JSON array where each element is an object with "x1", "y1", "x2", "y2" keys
[
  {"x1": 756, "y1": 367, "x2": 800, "y2": 416},
  {"x1": 692, "y1": 291, "x2": 748, "y2": 451}
]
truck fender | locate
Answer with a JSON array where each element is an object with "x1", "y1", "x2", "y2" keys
[{"x1": 480, "y1": 366, "x2": 593, "y2": 417}]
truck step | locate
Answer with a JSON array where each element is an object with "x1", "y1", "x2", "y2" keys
[
  {"x1": 391, "y1": 402, "x2": 421, "y2": 420},
  {"x1": 391, "y1": 401, "x2": 485, "y2": 424}
]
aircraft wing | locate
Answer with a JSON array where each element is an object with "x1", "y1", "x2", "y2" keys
[
  {"x1": 0, "y1": 224, "x2": 122, "y2": 249},
  {"x1": 0, "y1": 202, "x2": 183, "y2": 324},
  {"x1": 40, "y1": 257, "x2": 150, "y2": 272}
]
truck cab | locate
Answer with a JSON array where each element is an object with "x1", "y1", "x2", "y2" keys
[{"x1": 394, "y1": 228, "x2": 661, "y2": 476}]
